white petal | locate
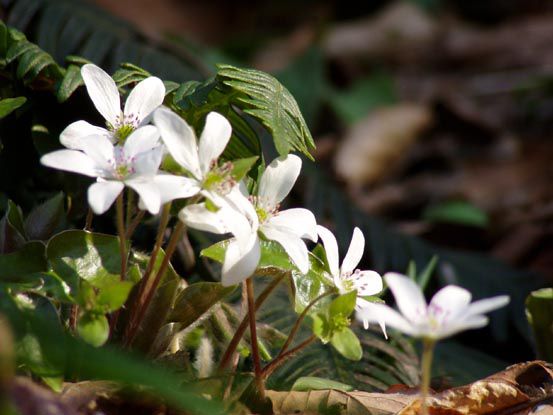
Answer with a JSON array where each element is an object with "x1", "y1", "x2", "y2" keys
[
  {"x1": 428, "y1": 285, "x2": 471, "y2": 323},
  {"x1": 153, "y1": 107, "x2": 201, "y2": 178},
  {"x1": 465, "y1": 296, "x2": 510, "y2": 318},
  {"x1": 78, "y1": 135, "x2": 116, "y2": 174},
  {"x1": 261, "y1": 224, "x2": 310, "y2": 273},
  {"x1": 221, "y1": 237, "x2": 261, "y2": 286},
  {"x1": 356, "y1": 299, "x2": 388, "y2": 338},
  {"x1": 316, "y1": 225, "x2": 340, "y2": 277},
  {"x1": 384, "y1": 272, "x2": 427, "y2": 325},
  {"x1": 179, "y1": 203, "x2": 235, "y2": 235},
  {"x1": 126, "y1": 179, "x2": 161, "y2": 214},
  {"x1": 123, "y1": 125, "x2": 160, "y2": 159},
  {"x1": 435, "y1": 315, "x2": 489, "y2": 339},
  {"x1": 198, "y1": 112, "x2": 232, "y2": 175},
  {"x1": 132, "y1": 146, "x2": 163, "y2": 177},
  {"x1": 341, "y1": 227, "x2": 365, "y2": 275},
  {"x1": 60, "y1": 121, "x2": 112, "y2": 150},
  {"x1": 350, "y1": 270, "x2": 383, "y2": 296},
  {"x1": 88, "y1": 180, "x2": 124, "y2": 214},
  {"x1": 356, "y1": 303, "x2": 418, "y2": 337},
  {"x1": 81, "y1": 64, "x2": 121, "y2": 126},
  {"x1": 124, "y1": 77, "x2": 165, "y2": 123},
  {"x1": 258, "y1": 154, "x2": 301, "y2": 209},
  {"x1": 266, "y1": 208, "x2": 317, "y2": 241},
  {"x1": 152, "y1": 174, "x2": 201, "y2": 204},
  {"x1": 41, "y1": 150, "x2": 100, "y2": 177}
]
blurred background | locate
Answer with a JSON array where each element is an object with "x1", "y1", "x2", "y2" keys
[{"x1": 2, "y1": 0, "x2": 553, "y2": 387}]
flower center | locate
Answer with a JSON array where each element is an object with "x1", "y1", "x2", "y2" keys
[
  {"x1": 249, "y1": 195, "x2": 279, "y2": 224},
  {"x1": 110, "y1": 147, "x2": 136, "y2": 180},
  {"x1": 203, "y1": 161, "x2": 235, "y2": 195},
  {"x1": 108, "y1": 113, "x2": 140, "y2": 143}
]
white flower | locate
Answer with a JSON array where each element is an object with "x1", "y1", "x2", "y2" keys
[
  {"x1": 180, "y1": 155, "x2": 317, "y2": 286},
  {"x1": 41, "y1": 126, "x2": 193, "y2": 215},
  {"x1": 357, "y1": 272, "x2": 510, "y2": 340},
  {"x1": 60, "y1": 64, "x2": 165, "y2": 149},
  {"x1": 152, "y1": 106, "x2": 234, "y2": 200},
  {"x1": 317, "y1": 225, "x2": 386, "y2": 336}
]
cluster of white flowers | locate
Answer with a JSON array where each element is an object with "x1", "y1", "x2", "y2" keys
[{"x1": 41, "y1": 64, "x2": 510, "y2": 341}]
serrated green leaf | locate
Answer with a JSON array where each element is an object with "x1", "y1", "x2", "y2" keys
[
  {"x1": 6, "y1": 38, "x2": 33, "y2": 63},
  {"x1": 167, "y1": 282, "x2": 235, "y2": 327},
  {"x1": 57, "y1": 64, "x2": 83, "y2": 102},
  {"x1": 16, "y1": 44, "x2": 57, "y2": 80},
  {"x1": 330, "y1": 327, "x2": 362, "y2": 361},
  {"x1": 291, "y1": 376, "x2": 353, "y2": 392},
  {"x1": 77, "y1": 312, "x2": 109, "y2": 347},
  {"x1": 217, "y1": 64, "x2": 315, "y2": 159},
  {"x1": 0, "y1": 97, "x2": 27, "y2": 118}
]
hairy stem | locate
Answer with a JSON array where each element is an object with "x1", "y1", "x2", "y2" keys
[
  {"x1": 115, "y1": 194, "x2": 127, "y2": 281},
  {"x1": 278, "y1": 290, "x2": 334, "y2": 357},
  {"x1": 124, "y1": 203, "x2": 171, "y2": 344},
  {"x1": 420, "y1": 338, "x2": 435, "y2": 415},
  {"x1": 218, "y1": 273, "x2": 286, "y2": 371},
  {"x1": 84, "y1": 208, "x2": 93, "y2": 231},
  {"x1": 126, "y1": 210, "x2": 145, "y2": 239},
  {"x1": 125, "y1": 188, "x2": 135, "y2": 229},
  {"x1": 246, "y1": 277, "x2": 264, "y2": 398},
  {"x1": 261, "y1": 334, "x2": 316, "y2": 379},
  {"x1": 126, "y1": 221, "x2": 184, "y2": 347}
]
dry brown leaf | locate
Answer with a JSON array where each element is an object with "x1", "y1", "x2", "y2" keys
[
  {"x1": 400, "y1": 361, "x2": 553, "y2": 415},
  {"x1": 267, "y1": 389, "x2": 414, "y2": 415},
  {"x1": 334, "y1": 104, "x2": 433, "y2": 187}
]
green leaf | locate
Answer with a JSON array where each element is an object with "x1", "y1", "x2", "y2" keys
[
  {"x1": 217, "y1": 63, "x2": 315, "y2": 159},
  {"x1": 0, "y1": 201, "x2": 27, "y2": 253},
  {"x1": 201, "y1": 239, "x2": 296, "y2": 273},
  {"x1": 167, "y1": 282, "x2": 235, "y2": 328},
  {"x1": 330, "y1": 327, "x2": 362, "y2": 361},
  {"x1": 96, "y1": 280, "x2": 134, "y2": 313},
  {"x1": 416, "y1": 255, "x2": 438, "y2": 291},
  {"x1": 331, "y1": 72, "x2": 397, "y2": 125},
  {"x1": 526, "y1": 288, "x2": 553, "y2": 362},
  {"x1": 24, "y1": 192, "x2": 65, "y2": 240},
  {"x1": 0, "y1": 242, "x2": 47, "y2": 282},
  {"x1": 57, "y1": 64, "x2": 83, "y2": 102},
  {"x1": 423, "y1": 200, "x2": 488, "y2": 228},
  {"x1": 2, "y1": 298, "x2": 221, "y2": 414},
  {"x1": 291, "y1": 376, "x2": 353, "y2": 392},
  {"x1": 46, "y1": 230, "x2": 122, "y2": 293},
  {"x1": 231, "y1": 156, "x2": 259, "y2": 182},
  {"x1": 0, "y1": 97, "x2": 26, "y2": 118},
  {"x1": 292, "y1": 252, "x2": 332, "y2": 313},
  {"x1": 329, "y1": 291, "x2": 357, "y2": 320},
  {"x1": 77, "y1": 312, "x2": 109, "y2": 347}
]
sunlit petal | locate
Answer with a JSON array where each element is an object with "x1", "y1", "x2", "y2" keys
[
  {"x1": 316, "y1": 225, "x2": 340, "y2": 277},
  {"x1": 341, "y1": 227, "x2": 364, "y2": 275},
  {"x1": 198, "y1": 112, "x2": 232, "y2": 175},
  {"x1": 41, "y1": 150, "x2": 100, "y2": 178},
  {"x1": 124, "y1": 77, "x2": 165, "y2": 124},
  {"x1": 60, "y1": 121, "x2": 112, "y2": 149},
  {"x1": 384, "y1": 272, "x2": 427, "y2": 325},
  {"x1": 81, "y1": 64, "x2": 121, "y2": 125},
  {"x1": 261, "y1": 224, "x2": 310, "y2": 273},
  {"x1": 258, "y1": 154, "x2": 301, "y2": 209},
  {"x1": 87, "y1": 180, "x2": 124, "y2": 214},
  {"x1": 221, "y1": 237, "x2": 261, "y2": 286},
  {"x1": 153, "y1": 107, "x2": 201, "y2": 178}
]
